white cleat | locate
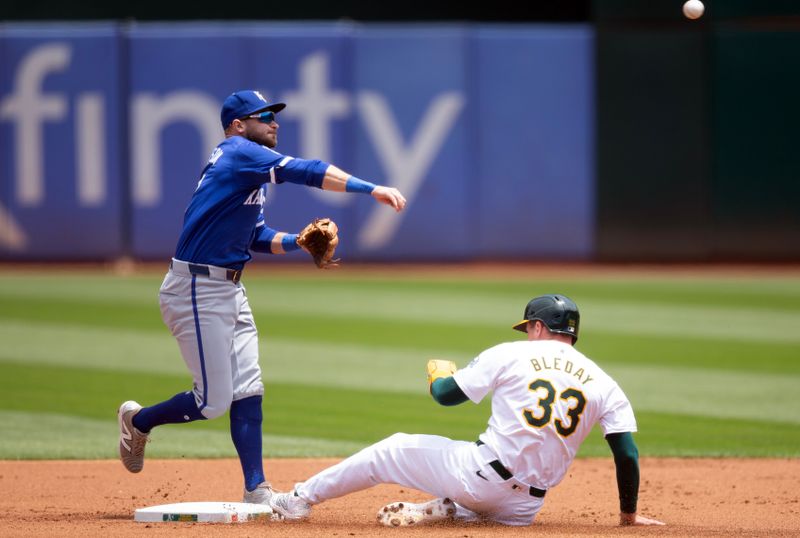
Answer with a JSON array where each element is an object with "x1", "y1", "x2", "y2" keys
[
  {"x1": 377, "y1": 497, "x2": 457, "y2": 527},
  {"x1": 243, "y1": 481, "x2": 274, "y2": 504},
  {"x1": 269, "y1": 490, "x2": 312, "y2": 520},
  {"x1": 117, "y1": 400, "x2": 149, "y2": 473}
]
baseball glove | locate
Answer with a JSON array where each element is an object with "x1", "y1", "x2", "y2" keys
[
  {"x1": 427, "y1": 359, "x2": 458, "y2": 392},
  {"x1": 297, "y1": 217, "x2": 340, "y2": 269}
]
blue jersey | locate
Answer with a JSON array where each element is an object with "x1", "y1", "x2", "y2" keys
[{"x1": 174, "y1": 136, "x2": 328, "y2": 270}]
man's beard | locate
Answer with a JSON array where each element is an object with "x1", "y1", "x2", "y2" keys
[{"x1": 247, "y1": 132, "x2": 276, "y2": 148}]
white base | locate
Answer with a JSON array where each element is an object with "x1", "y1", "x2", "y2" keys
[{"x1": 134, "y1": 501, "x2": 274, "y2": 523}]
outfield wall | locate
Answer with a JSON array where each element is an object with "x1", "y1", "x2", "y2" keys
[
  {"x1": 2, "y1": 19, "x2": 799, "y2": 263},
  {"x1": 0, "y1": 23, "x2": 595, "y2": 262}
]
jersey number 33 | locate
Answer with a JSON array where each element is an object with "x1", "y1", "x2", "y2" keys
[{"x1": 522, "y1": 379, "x2": 587, "y2": 438}]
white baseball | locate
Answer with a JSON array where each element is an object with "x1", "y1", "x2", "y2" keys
[{"x1": 683, "y1": 0, "x2": 705, "y2": 20}]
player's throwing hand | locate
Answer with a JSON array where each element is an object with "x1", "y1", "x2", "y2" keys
[{"x1": 371, "y1": 186, "x2": 407, "y2": 211}]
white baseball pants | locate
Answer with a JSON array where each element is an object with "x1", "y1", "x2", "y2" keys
[{"x1": 297, "y1": 433, "x2": 544, "y2": 525}]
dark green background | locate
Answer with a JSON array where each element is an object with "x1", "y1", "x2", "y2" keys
[{"x1": 595, "y1": 0, "x2": 800, "y2": 261}]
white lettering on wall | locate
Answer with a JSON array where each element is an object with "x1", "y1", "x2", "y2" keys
[
  {"x1": 131, "y1": 91, "x2": 221, "y2": 206},
  {"x1": 281, "y1": 52, "x2": 352, "y2": 207},
  {"x1": 356, "y1": 91, "x2": 464, "y2": 249},
  {"x1": 0, "y1": 43, "x2": 71, "y2": 206},
  {"x1": 0, "y1": 45, "x2": 465, "y2": 254},
  {"x1": 76, "y1": 93, "x2": 106, "y2": 206}
]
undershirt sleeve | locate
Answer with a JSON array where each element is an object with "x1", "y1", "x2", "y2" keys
[
  {"x1": 605, "y1": 431, "x2": 639, "y2": 514},
  {"x1": 430, "y1": 377, "x2": 469, "y2": 406}
]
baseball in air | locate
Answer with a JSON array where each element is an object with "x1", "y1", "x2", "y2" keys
[{"x1": 683, "y1": 0, "x2": 705, "y2": 19}]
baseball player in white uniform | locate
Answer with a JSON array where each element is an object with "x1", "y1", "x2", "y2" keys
[{"x1": 268, "y1": 294, "x2": 665, "y2": 527}]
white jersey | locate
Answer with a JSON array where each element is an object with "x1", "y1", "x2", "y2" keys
[{"x1": 453, "y1": 340, "x2": 636, "y2": 490}]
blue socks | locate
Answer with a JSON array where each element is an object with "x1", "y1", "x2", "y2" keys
[
  {"x1": 130, "y1": 391, "x2": 265, "y2": 492},
  {"x1": 230, "y1": 395, "x2": 266, "y2": 492},
  {"x1": 132, "y1": 391, "x2": 206, "y2": 433}
]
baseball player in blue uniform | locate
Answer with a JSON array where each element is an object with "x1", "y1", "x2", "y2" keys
[{"x1": 117, "y1": 90, "x2": 406, "y2": 505}]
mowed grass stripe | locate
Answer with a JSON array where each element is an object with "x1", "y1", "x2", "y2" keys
[
  {"x1": 0, "y1": 295, "x2": 164, "y2": 332},
  {"x1": 605, "y1": 364, "x2": 800, "y2": 424},
  {"x1": 580, "y1": 332, "x2": 800, "y2": 375},
  {"x1": 3, "y1": 278, "x2": 800, "y2": 346},
  {"x1": 0, "y1": 296, "x2": 508, "y2": 353},
  {"x1": 3, "y1": 312, "x2": 800, "y2": 376},
  {"x1": 2, "y1": 272, "x2": 800, "y2": 310},
  {"x1": 579, "y1": 410, "x2": 800, "y2": 457},
  {"x1": 0, "y1": 410, "x2": 366, "y2": 459},
  {"x1": 1, "y1": 361, "x2": 799, "y2": 458},
  {"x1": 0, "y1": 321, "x2": 185, "y2": 375},
  {"x1": 2, "y1": 271, "x2": 799, "y2": 459},
  {"x1": 0, "y1": 361, "x2": 490, "y2": 443},
  {"x1": 0, "y1": 320, "x2": 462, "y2": 386},
  {"x1": 2, "y1": 320, "x2": 800, "y2": 421}
]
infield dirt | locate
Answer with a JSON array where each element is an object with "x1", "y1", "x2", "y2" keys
[{"x1": 1, "y1": 457, "x2": 798, "y2": 537}]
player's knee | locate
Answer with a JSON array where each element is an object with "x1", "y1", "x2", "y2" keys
[
  {"x1": 200, "y1": 384, "x2": 235, "y2": 419},
  {"x1": 381, "y1": 432, "x2": 414, "y2": 448},
  {"x1": 366, "y1": 433, "x2": 416, "y2": 469},
  {"x1": 200, "y1": 397, "x2": 233, "y2": 419},
  {"x1": 200, "y1": 404, "x2": 228, "y2": 420}
]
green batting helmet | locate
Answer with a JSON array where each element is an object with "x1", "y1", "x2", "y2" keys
[{"x1": 512, "y1": 294, "x2": 580, "y2": 342}]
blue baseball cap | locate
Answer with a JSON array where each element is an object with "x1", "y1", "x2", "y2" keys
[{"x1": 220, "y1": 90, "x2": 286, "y2": 128}]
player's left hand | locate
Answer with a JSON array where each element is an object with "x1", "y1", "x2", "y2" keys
[
  {"x1": 297, "y1": 217, "x2": 340, "y2": 269},
  {"x1": 427, "y1": 359, "x2": 457, "y2": 392},
  {"x1": 371, "y1": 186, "x2": 406, "y2": 212},
  {"x1": 619, "y1": 512, "x2": 666, "y2": 526}
]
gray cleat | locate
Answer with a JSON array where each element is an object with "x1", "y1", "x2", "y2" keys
[
  {"x1": 269, "y1": 489, "x2": 312, "y2": 520},
  {"x1": 243, "y1": 481, "x2": 274, "y2": 504},
  {"x1": 118, "y1": 400, "x2": 149, "y2": 473},
  {"x1": 377, "y1": 497, "x2": 456, "y2": 527}
]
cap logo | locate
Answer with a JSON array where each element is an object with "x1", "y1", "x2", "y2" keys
[{"x1": 253, "y1": 91, "x2": 268, "y2": 103}]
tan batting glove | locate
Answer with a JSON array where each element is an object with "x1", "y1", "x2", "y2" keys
[{"x1": 427, "y1": 359, "x2": 457, "y2": 393}]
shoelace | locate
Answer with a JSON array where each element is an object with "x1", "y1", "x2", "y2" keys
[{"x1": 131, "y1": 435, "x2": 150, "y2": 456}]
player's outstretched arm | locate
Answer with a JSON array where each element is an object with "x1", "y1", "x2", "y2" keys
[
  {"x1": 320, "y1": 164, "x2": 406, "y2": 212},
  {"x1": 606, "y1": 432, "x2": 665, "y2": 526}
]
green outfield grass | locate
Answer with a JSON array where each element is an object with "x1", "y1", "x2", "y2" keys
[{"x1": 0, "y1": 268, "x2": 798, "y2": 460}]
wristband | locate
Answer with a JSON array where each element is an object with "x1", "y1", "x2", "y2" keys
[
  {"x1": 345, "y1": 176, "x2": 376, "y2": 194},
  {"x1": 282, "y1": 233, "x2": 300, "y2": 252}
]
